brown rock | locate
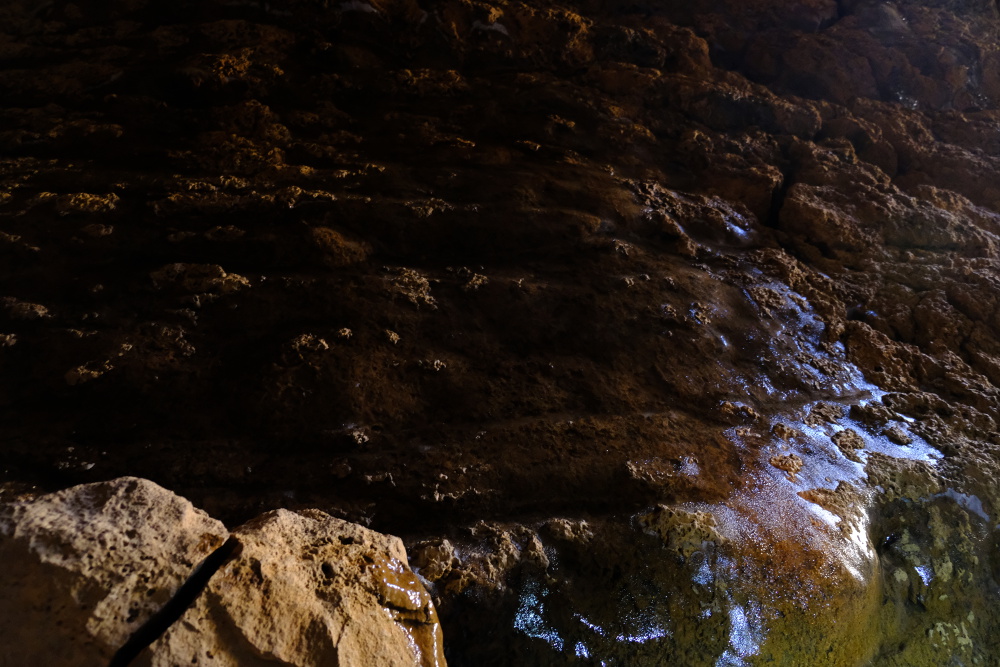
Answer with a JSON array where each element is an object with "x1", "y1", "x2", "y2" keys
[
  {"x1": 832, "y1": 428, "x2": 866, "y2": 462},
  {"x1": 150, "y1": 263, "x2": 250, "y2": 295},
  {"x1": 636, "y1": 505, "x2": 726, "y2": 559},
  {"x1": 309, "y1": 226, "x2": 371, "y2": 267},
  {"x1": 804, "y1": 402, "x2": 846, "y2": 427},
  {"x1": 769, "y1": 452, "x2": 804, "y2": 478},
  {"x1": 883, "y1": 425, "x2": 912, "y2": 446}
]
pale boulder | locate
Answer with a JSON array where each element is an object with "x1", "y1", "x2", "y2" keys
[
  {"x1": 141, "y1": 508, "x2": 446, "y2": 667},
  {"x1": 0, "y1": 477, "x2": 229, "y2": 666}
]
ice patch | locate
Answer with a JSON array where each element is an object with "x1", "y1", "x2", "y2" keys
[
  {"x1": 933, "y1": 489, "x2": 989, "y2": 521},
  {"x1": 514, "y1": 581, "x2": 564, "y2": 651},
  {"x1": 680, "y1": 457, "x2": 701, "y2": 477},
  {"x1": 339, "y1": 1, "x2": 378, "y2": 13},
  {"x1": 715, "y1": 594, "x2": 764, "y2": 666},
  {"x1": 472, "y1": 20, "x2": 509, "y2": 36},
  {"x1": 693, "y1": 553, "x2": 715, "y2": 586},
  {"x1": 615, "y1": 625, "x2": 670, "y2": 644}
]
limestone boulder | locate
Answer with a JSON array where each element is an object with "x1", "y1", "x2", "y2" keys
[
  {"x1": 0, "y1": 477, "x2": 229, "y2": 667},
  {"x1": 141, "y1": 508, "x2": 446, "y2": 667}
]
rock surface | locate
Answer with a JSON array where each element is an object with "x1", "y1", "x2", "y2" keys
[
  {"x1": 0, "y1": 477, "x2": 228, "y2": 666},
  {"x1": 1, "y1": 0, "x2": 1000, "y2": 664},
  {"x1": 0, "y1": 479, "x2": 444, "y2": 667},
  {"x1": 141, "y1": 508, "x2": 445, "y2": 667}
]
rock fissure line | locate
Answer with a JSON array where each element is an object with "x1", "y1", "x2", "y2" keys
[{"x1": 108, "y1": 535, "x2": 242, "y2": 667}]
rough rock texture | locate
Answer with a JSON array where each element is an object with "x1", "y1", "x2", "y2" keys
[
  {"x1": 1, "y1": 0, "x2": 1000, "y2": 664},
  {"x1": 0, "y1": 477, "x2": 228, "y2": 666},
  {"x1": 142, "y1": 508, "x2": 445, "y2": 667},
  {"x1": 0, "y1": 478, "x2": 444, "y2": 667}
]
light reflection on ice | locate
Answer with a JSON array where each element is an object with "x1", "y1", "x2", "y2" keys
[
  {"x1": 934, "y1": 489, "x2": 990, "y2": 522},
  {"x1": 615, "y1": 620, "x2": 670, "y2": 645},
  {"x1": 514, "y1": 581, "x2": 564, "y2": 651},
  {"x1": 725, "y1": 597, "x2": 764, "y2": 659},
  {"x1": 692, "y1": 552, "x2": 714, "y2": 586},
  {"x1": 575, "y1": 614, "x2": 604, "y2": 635},
  {"x1": 767, "y1": 396, "x2": 940, "y2": 497},
  {"x1": 680, "y1": 456, "x2": 701, "y2": 477},
  {"x1": 915, "y1": 565, "x2": 933, "y2": 586},
  {"x1": 725, "y1": 215, "x2": 751, "y2": 239},
  {"x1": 472, "y1": 20, "x2": 510, "y2": 35},
  {"x1": 339, "y1": 1, "x2": 378, "y2": 13},
  {"x1": 738, "y1": 282, "x2": 873, "y2": 400},
  {"x1": 714, "y1": 592, "x2": 765, "y2": 666},
  {"x1": 616, "y1": 605, "x2": 672, "y2": 645},
  {"x1": 615, "y1": 627, "x2": 670, "y2": 644},
  {"x1": 716, "y1": 650, "x2": 749, "y2": 666},
  {"x1": 572, "y1": 607, "x2": 671, "y2": 646}
]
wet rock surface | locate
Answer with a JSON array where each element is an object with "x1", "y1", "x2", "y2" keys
[{"x1": 2, "y1": 0, "x2": 1000, "y2": 664}]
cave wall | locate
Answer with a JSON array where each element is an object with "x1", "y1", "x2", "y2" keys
[{"x1": 2, "y1": 1, "x2": 1000, "y2": 664}]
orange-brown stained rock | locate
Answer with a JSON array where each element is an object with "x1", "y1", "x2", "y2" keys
[{"x1": 768, "y1": 452, "x2": 803, "y2": 478}]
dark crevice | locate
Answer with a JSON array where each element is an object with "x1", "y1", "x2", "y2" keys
[
  {"x1": 764, "y1": 166, "x2": 795, "y2": 230},
  {"x1": 108, "y1": 535, "x2": 242, "y2": 667}
]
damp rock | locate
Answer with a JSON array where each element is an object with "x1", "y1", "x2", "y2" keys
[
  {"x1": 411, "y1": 539, "x2": 459, "y2": 583},
  {"x1": 46, "y1": 192, "x2": 120, "y2": 215},
  {"x1": 719, "y1": 401, "x2": 761, "y2": 423},
  {"x1": 772, "y1": 422, "x2": 803, "y2": 441},
  {"x1": 832, "y1": 428, "x2": 866, "y2": 462},
  {"x1": 769, "y1": 453, "x2": 804, "y2": 479},
  {"x1": 636, "y1": 506, "x2": 725, "y2": 559},
  {"x1": 883, "y1": 426, "x2": 912, "y2": 445},
  {"x1": 805, "y1": 402, "x2": 845, "y2": 427},
  {"x1": 541, "y1": 518, "x2": 594, "y2": 544},
  {"x1": 80, "y1": 223, "x2": 114, "y2": 238},
  {"x1": 150, "y1": 263, "x2": 250, "y2": 295},
  {"x1": 309, "y1": 226, "x2": 370, "y2": 267},
  {"x1": 850, "y1": 402, "x2": 897, "y2": 429},
  {"x1": 385, "y1": 268, "x2": 437, "y2": 309},
  {"x1": 440, "y1": 523, "x2": 550, "y2": 595},
  {"x1": 64, "y1": 360, "x2": 114, "y2": 385},
  {"x1": 1, "y1": 297, "x2": 51, "y2": 321}
]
